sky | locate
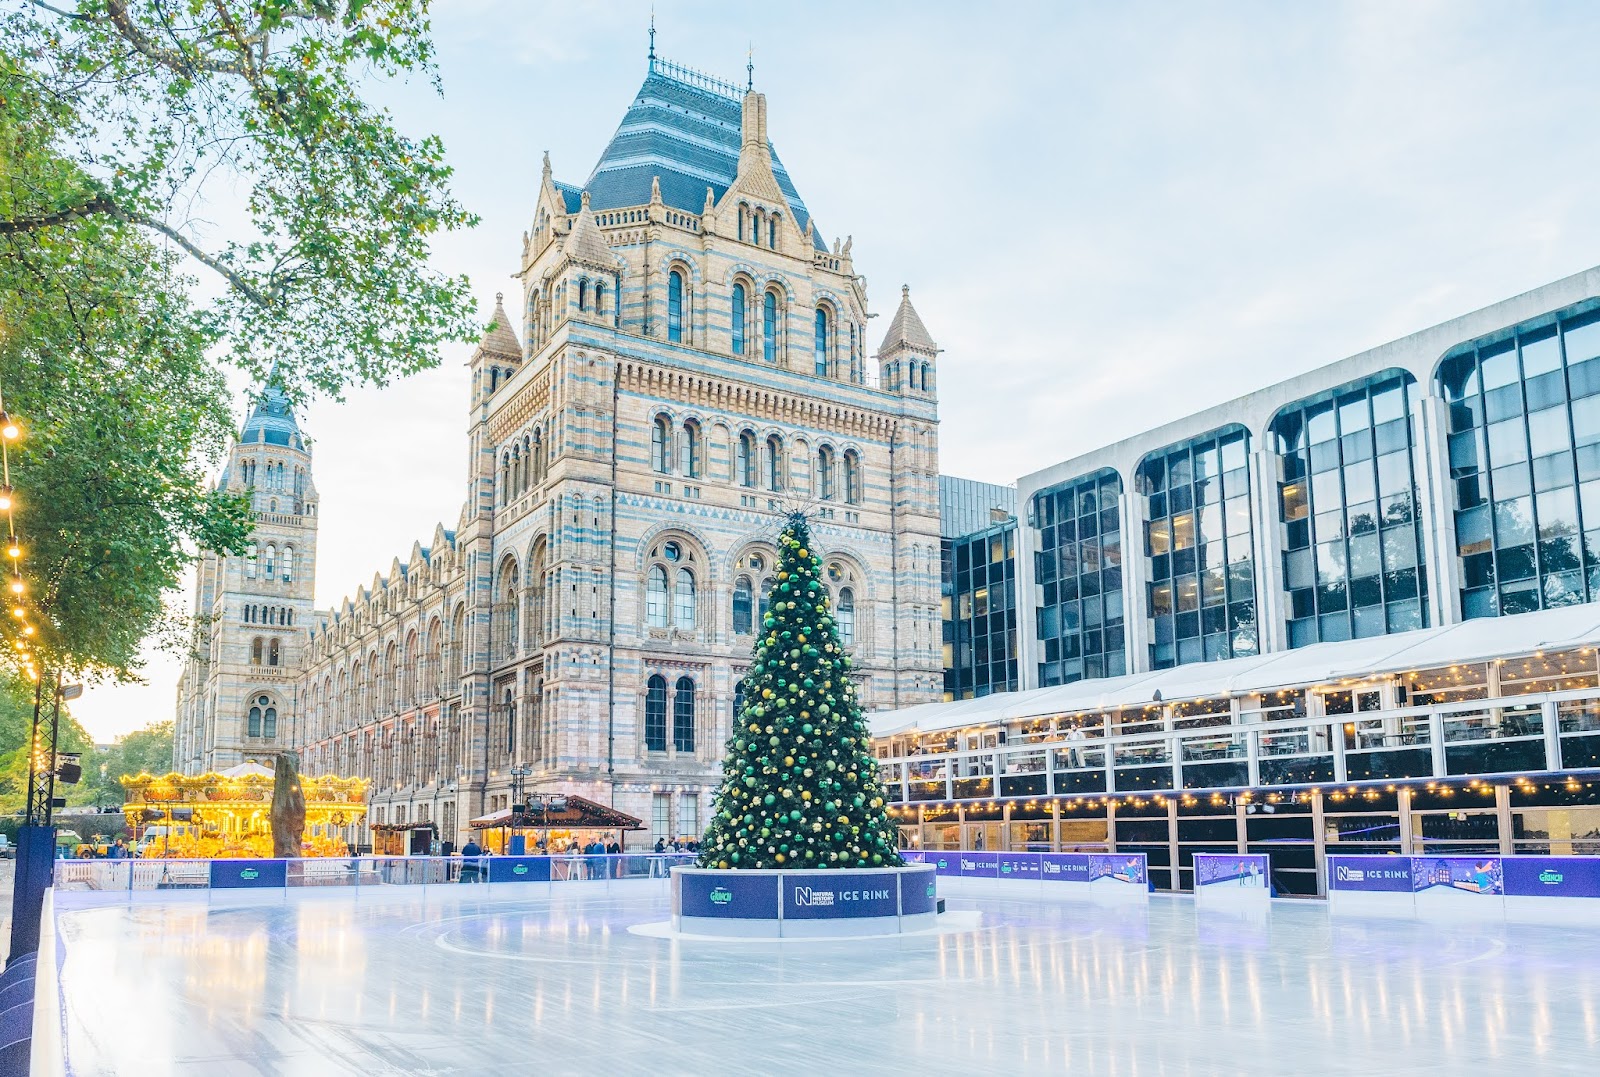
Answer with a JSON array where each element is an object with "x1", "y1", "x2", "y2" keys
[{"x1": 71, "y1": 0, "x2": 1600, "y2": 740}]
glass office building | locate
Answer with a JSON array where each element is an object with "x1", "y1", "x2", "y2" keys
[
  {"x1": 885, "y1": 266, "x2": 1600, "y2": 892},
  {"x1": 939, "y1": 476, "x2": 1018, "y2": 700}
]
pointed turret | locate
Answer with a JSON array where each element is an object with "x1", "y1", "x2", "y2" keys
[
  {"x1": 564, "y1": 191, "x2": 619, "y2": 268},
  {"x1": 476, "y1": 292, "x2": 522, "y2": 362},
  {"x1": 240, "y1": 369, "x2": 304, "y2": 450},
  {"x1": 877, "y1": 285, "x2": 938, "y2": 396}
]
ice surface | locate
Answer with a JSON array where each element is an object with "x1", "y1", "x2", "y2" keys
[{"x1": 50, "y1": 879, "x2": 1600, "y2": 1075}]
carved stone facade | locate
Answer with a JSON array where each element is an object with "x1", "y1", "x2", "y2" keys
[{"x1": 179, "y1": 58, "x2": 945, "y2": 849}]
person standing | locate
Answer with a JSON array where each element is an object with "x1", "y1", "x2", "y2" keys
[{"x1": 459, "y1": 837, "x2": 482, "y2": 883}]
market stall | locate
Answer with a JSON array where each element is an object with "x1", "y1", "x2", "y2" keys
[
  {"x1": 122, "y1": 762, "x2": 368, "y2": 858},
  {"x1": 468, "y1": 794, "x2": 644, "y2": 856}
]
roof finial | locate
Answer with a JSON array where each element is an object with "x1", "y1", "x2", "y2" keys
[
  {"x1": 747, "y1": 42, "x2": 754, "y2": 91},
  {"x1": 495, "y1": 291, "x2": 504, "y2": 305},
  {"x1": 648, "y1": 8, "x2": 656, "y2": 61}
]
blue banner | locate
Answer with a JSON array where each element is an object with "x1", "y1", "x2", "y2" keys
[
  {"x1": 997, "y1": 853, "x2": 1041, "y2": 879},
  {"x1": 1328, "y1": 855, "x2": 1413, "y2": 892},
  {"x1": 782, "y1": 870, "x2": 901, "y2": 920},
  {"x1": 487, "y1": 856, "x2": 552, "y2": 883},
  {"x1": 1411, "y1": 856, "x2": 1502, "y2": 896},
  {"x1": 956, "y1": 851, "x2": 999, "y2": 878},
  {"x1": 1194, "y1": 853, "x2": 1269, "y2": 889},
  {"x1": 898, "y1": 868, "x2": 938, "y2": 915},
  {"x1": 677, "y1": 871, "x2": 780, "y2": 920},
  {"x1": 1503, "y1": 856, "x2": 1600, "y2": 899},
  {"x1": 932, "y1": 853, "x2": 960, "y2": 876},
  {"x1": 210, "y1": 859, "x2": 287, "y2": 889},
  {"x1": 1040, "y1": 853, "x2": 1093, "y2": 882},
  {"x1": 899, "y1": 850, "x2": 928, "y2": 865}
]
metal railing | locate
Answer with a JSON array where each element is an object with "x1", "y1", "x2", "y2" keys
[
  {"x1": 52, "y1": 853, "x2": 698, "y2": 893},
  {"x1": 880, "y1": 683, "x2": 1600, "y2": 803}
]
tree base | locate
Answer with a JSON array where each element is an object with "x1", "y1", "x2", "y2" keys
[{"x1": 670, "y1": 864, "x2": 937, "y2": 938}]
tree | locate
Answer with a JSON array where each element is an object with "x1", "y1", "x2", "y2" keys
[
  {"x1": 83, "y1": 719, "x2": 174, "y2": 805},
  {"x1": 3, "y1": 1, "x2": 478, "y2": 400},
  {"x1": 698, "y1": 516, "x2": 901, "y2": 870},
  {"x1": 0, "y1": 1, "x2": 476, "y2": 680}
]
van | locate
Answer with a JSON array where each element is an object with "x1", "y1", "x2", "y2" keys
[{"x1": 0, "y1": 834, "x2": 11, "y2": 859}]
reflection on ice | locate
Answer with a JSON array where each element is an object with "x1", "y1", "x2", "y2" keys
[{"x1": 51, "y1": 884, "x2": 1600, "y2": 1075}]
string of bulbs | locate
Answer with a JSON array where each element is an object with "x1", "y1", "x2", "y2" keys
[{"x1": 0, "y1": 382, "x2": 34, "y2": 681}]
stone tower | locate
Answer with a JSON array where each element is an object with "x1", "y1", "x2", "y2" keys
[{"x1": 173, "y1": 378, "x2": 320, "y2": 772}]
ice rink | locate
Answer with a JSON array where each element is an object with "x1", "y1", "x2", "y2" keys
[{"x1": 49, "y1": 880, "x2": 1600, "y2": 1075}]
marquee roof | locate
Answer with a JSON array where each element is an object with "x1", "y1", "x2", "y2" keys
[{"x1": 870, "y1": 603, "x2": 1600, "y2": 738}]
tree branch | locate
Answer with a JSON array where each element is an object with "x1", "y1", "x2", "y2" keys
[
  {"x1": 0, "y1": 194, "x2": 117, "y2": 234},
  {"x1": 110, "y1": 206, "x2": 274, "y2": 307},
  {"x1": 100, "y1": 0, "x2": 247, "y2": 77}
]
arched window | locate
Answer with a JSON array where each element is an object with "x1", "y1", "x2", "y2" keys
[
  {"x1": 673, "y1": 676, "x2": 695, "y2": 753},
  {"x1": 768, "y1": 214, "x2": 778, "y2": 249},
  {"x1": 667, "y1": 268, "x2": 685, "y2": 343},
  {"x1": 282, "y1": 546, "x2": 294, "y2": 583},
  {"x1": 731, "y1": 282, "x2": 747, "y2": 356},
  {"x1": 736, "y1": 432, "x2": 756, "y2": 488},
  {"x1": 251, "y1": 637, "x2": 263, "y2": 665},
  {"x1": 646, "y1": 566, "x2": 669, "y2": 628},
  {"x1": 645, "y1": 675, "x2": 668, "y2": 751},
  {"x1": 264, "y1": 544, "x2": 276, "y2": 580},
  {"x1": 844, "y1": 451, "x2": 862, "y2": 505},
  {"x1": 269, "y1": 638, "x2": 281, "y2": 667},
  {"x1": 814, "y1": 307, "x2": 830, "y2": 376},
  {"x1": 578, "y1": 279, "x2": 589, "y2": 312},
  {"x1": 680, "y1": 420, "x2": 701, "y2": 478},
  {"x1": 248, "y1": 701, "x2": 263, "y2": 737},
  {"x1": 263, "y1": 699, "x2": 277, "y2": 738},
  {"x1": 766, "y1": 435, "x2": 784, "y2": 492},
  {"x1": 737, "y1": 203, "x2": 748, "y2": 243},
  {"x1": 763, "y1": 291, "x2": 778, "y2": 363},
  {"x1": 818, "y1": 446, "x2": 836, "y2": 501},
  {"x1": 733, "y1": 682, "x2": 746, "y2": 722},
  {"x1": 245, "y1": 543, "x2": 257, "y2": 579},
  {"x1": 733, "y1": 576, "x2": 753, "y2": 635},
  {"x1": 674, "y1": 568, "x2": 696, "y2": 628},
  {"x1": 850, "y1": 323, "x2": 859, "y2": 383},
  {"x1": 594, "y1": 282, "x2": 606, "y2": 316},
  {"x1": 532, "y1": 430, "x2": 545, "y2": 483},
  {"x1": 651, "y1": 414, "x2": 672, "y2": 473},
  {"x1": 500, "y1": 453, "x2": 511, "y2": 505},
  {"x1": 837, "y1": 587, "x2": 856, "y2": 647},
  {"x1": 520, "y1": 435, "x2": 531, "y2": 493}
]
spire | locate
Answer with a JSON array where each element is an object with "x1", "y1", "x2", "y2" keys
[
  {"x1": 563, "y1": 190, "x2": 618, "y2": 267},
  {"x1": 476, "y1": 292, "x2": 521, "y2": 360},
  {"x1": 747, "y1": 43, "x2": 754, "y2": 91},
  {"x1": 239, "y1": 364, "x2": 304, "y2": 448},
  {"x1": 878, "y1": 284, "x2": 937, "y2": 356},
  {"x1": 648, "y1": 9, "x2": 656, "y2": 60}
]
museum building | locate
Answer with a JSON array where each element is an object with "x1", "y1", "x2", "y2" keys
[
  {"x1": 872, "y1": 267, "x2": 1600, "y2": 894},
  {"x1": 174, "y1": 55, "x2": 946, "y2": 848}
]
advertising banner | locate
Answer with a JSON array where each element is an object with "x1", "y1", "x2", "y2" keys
[
  {"x1": 996, "y1": 853, "x2": 1042, "y2": 880},
  {"x1": 782, "y1": 870, "x2": 901, "y2": 920},
  {"x1": 676, "y1": 870, "x2": 780, "y2": 920},
  {"x1": 1328, "y1": 856, "x2": 1414, "y2": 893},
  {"x1": 1194, "y1": 853, "x2": 1269, "y2": 890},
  {"x1": 1039, "y1": 853, "x2": 1093, "y2": 882},
  {"x1": 931, "y1": 852, "x2": 960, "y2": 876},
  {"x1": 899, "y1": 867, "x2": 939, "y2": 915},
  {"x1": 209, "y1": 859, "x2": 287, "y2": 889},
  {"x1": 899, "y1": 850, "x2": 928, "y2": 865},
  {"x1": 956, "y1": 851, "x2": 1000, "y2": 878},
  {"x1": 1503, "y1": 856, "x2": 1600, "y2": 899},
  {"x1": 1411, "y1": 856, "x2": 1502, "y2": 896},
  {"x1": 1089, "y1": 854, "x2": 1147, "y2": 886},
  {"x1": 487, "y1": 856, "x2": 552, "y2": 884}
]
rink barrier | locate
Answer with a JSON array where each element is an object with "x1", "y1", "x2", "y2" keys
[
  {"x1": 50, "y1": 853, "x2": 698, "y2": 894},
  {"x1": 1327, "y1": 854, "x2": 1600, "y2": 922},
  {"x1": 671, "y1": 864, "x2": 939, "y2": 938},
  {"x1": 1193, "y1": 853, "x2": 1272, "y2": 908},
  {"x1": 899, "y1": 850, "x2": 1150, "y2": 902}
]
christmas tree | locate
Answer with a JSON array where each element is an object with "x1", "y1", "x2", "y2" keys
[{"x1": 699, "y1": 515, "x2": 902, "y2": 870}]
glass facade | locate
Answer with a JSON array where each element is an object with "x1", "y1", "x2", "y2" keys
[
  {"x1": 1440, "y1": 304, "x2": 1600, "y2": 617},
  {"x1": 1273, "y1": 373, "x2": 1428, "y2": 646},
  {"x1": 1446, "y1": 307, "x2": 1600, "y2": 617},
  {"x1": 1031, "y1": 469, "x2": 1126, "y2": 685},
  {"x1": 1137, "y1": 428, "x2": 1256, "y2": 669},
  {"x1": 942, "y1": 522, "x2": 1018, "y2": 699}
]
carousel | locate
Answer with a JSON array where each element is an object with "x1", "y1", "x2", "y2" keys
[{"x1": 121, "y1": 762, "x2": 368, "y2": 858}]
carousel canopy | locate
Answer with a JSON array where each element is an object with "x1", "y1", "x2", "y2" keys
[
  {"x1": 219, "y1": 761, "x2": 276, "y2": 779},
  {"x1": 468, "y1": 795, "x2": 645, "y2": 832}
]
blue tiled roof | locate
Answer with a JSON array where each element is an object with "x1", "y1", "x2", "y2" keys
[
  {"x1": 240, "y1": 378, "x2": 304, "y2": 449},
  {"x1": 577, "y1": 67, "x2": 826, "y2": 251}
]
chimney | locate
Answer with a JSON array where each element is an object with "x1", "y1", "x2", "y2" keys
[{"x1": 741, "y1": 91, "x2": 768, "y2": 148}]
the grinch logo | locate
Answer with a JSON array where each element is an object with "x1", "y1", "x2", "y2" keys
[
  {"x1": 709, "y1": 886, "x2": 734, "y2": 906},
  {"x1": 239, "y1": 868, "x2": 259, "y2": 880},
  {"x1": 512, "y1": 864, "x2": 528, "y2": 876}
]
